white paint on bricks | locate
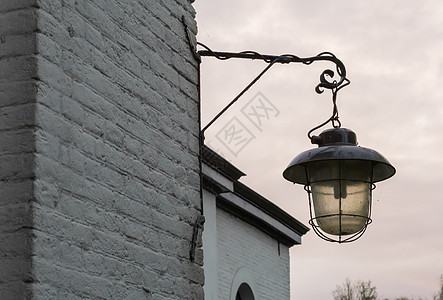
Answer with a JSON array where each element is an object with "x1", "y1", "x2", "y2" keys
[{"x1": 1, "y1": 0, "x2": 203, "y2": 299}]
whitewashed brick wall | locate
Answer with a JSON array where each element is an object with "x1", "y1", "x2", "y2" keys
[
  {"x1": 0, "y1": 0, "x2": 203, "y2": 299},
  {"x1": 217, "y1": 208, "x2": 291, "y2": 300},
  {"x1": 0, "y1": 2, "x2": 37, "y2": 298}
]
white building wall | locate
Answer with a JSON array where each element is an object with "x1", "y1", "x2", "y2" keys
[
  {"x1": 216, "y1": 207, "x2": 291, "y2": 300},
  {"x1": 202, "y1": 190, "x2": 218, "y2": 300}
]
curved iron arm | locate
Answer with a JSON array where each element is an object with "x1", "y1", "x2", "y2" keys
[
  {"x1": 198, "y1": 43, "x2": 351, "y2": 140},
  {"x1": 198, "y1": 48, "x2": 348, "y2": 94}
]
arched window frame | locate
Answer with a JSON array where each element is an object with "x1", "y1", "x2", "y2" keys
[{"x1": 230, "y1": 267, "x2": 258, "y2": 300}]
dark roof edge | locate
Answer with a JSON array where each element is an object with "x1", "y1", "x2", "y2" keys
[
  {"x1": 234, "y1": 181, "x2": 309, "y2": 236},
  {"x1": 202, "y1": 173, "x2": 230, "y2": 195},
  {"x1": 202, "y1": 145, "x2": 245, "y2": 181},
  {"x1": 216, "y1": 193, "x2": 302, "y2": 246},
  {"x1": 202, "y1": 144, "x2": 309, "y2": 240}
]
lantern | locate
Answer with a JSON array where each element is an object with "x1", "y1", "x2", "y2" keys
[{"x1": 283, "y1": 128, "x2": 396, "y2": 243}]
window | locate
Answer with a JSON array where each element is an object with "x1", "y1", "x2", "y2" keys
[
  {"x1": 230, "y1": 267, "x2": 257, "y2": 300},
  {"x1": 235, "y1": 283, "x2": 255, "y2": 300}
]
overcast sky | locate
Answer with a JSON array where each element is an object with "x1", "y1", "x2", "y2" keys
[{"x1": 194, "y1": 0, "x2": 443, "y2": 299}]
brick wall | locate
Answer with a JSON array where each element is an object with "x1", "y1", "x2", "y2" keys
[
  {"x1": 0, "y1": 2, "x2": 37, "y2": 298},
  {"x1": 217, "y1": 208, "x2": 291, "y2": 300},
  {"x1": 1, "y1": 0, "x2": 203, "y2": 299}
]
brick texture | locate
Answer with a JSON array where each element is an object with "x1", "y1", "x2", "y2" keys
[
  {"x1": 217, "y1": 209, "x2": 291, "y2": 300},
  {"x1": 1, "y1": 0, "x2": 203, "y2": 299},
  {"x1": 0, "y1": 2, "x2": 37, "y2": 299}
]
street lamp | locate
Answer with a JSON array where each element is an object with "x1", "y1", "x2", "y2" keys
[
  {"x1": 196, "y1": 43, "x2": 396, "y2": 243},
  {"x1": 283, "y1": 127, "x2": 395, "y2": 243}
]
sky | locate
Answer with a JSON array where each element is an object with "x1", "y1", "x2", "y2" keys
[{"x1": 193, "y1": 0, "x2": 443, "y2": 299}]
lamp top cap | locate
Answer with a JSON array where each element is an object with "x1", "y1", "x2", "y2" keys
[
  {"x1": 283, "y1": 126, "x2": 396, "y2": 185},
  {"x1": 311, "y1": 128, "x2": 357, "y2": 147}
]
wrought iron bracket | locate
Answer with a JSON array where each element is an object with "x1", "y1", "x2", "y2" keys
[
  {"x1": 198, "y1": 48, "x2": 348, "y2": 93},
  {"x1": 197, "y1": 43, "x2": 351, "y2": 139},
  {"x1": 189, "y1": 215, "x2": 205, "y2": 262}
]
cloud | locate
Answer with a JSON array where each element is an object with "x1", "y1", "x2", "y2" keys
[{"x1": 194, "y1": 0, "x2": 443, "y2": 298}]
